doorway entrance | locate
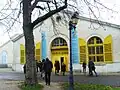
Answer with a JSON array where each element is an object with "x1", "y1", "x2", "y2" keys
[
  {"x1": 60, "y1": 57, "x2": 64, "y2": 71},
  {"x1": 51, "y1": 37, "x2": 68, "y2": 71}
]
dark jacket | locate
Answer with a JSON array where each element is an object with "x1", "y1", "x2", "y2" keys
[
  {"x1": 37, "y1": 61, "x2": 42, "y2": 72},
  {"x1": 88, "y1": 60, "x2": 95, "y2": 70},
  {"x1": 82, "y1": 62, "x2": 86, "y2": 68},
  {"x1": 43, "y1": 60, "x2": 53, "y2": 73},
  {"x1": 61, "y1": 63, "x2": 66, "y2": 72},
  {"x1": 23, "y1": 64, "x2": 26, "y2": 74},
  {"x1": 54, "y1": 61, "x2": 60, "y2": 70}
]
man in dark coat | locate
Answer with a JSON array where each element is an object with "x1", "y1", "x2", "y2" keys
[
  {"x1": 37, "y1": 61, "x2": 42, "y2": 72},
  {"x1": 43, "y1": 58, "x2": 53, "y2": 85},
  {"x1": 61, "y1": 62, "x2": 66, "y2": 76},
  {"x1": 88, "y1": 60, "x2": 94, "y2": 76},
  {"x1": 36, "y1": 60, "x2": 39, "y2": 72},
  {"x1": 54, "y1": 61, "x2": 60, "y2": 75},
  {"x1": 88, "y1": 60, "x2": 97, "y2": 77},
  {"x1": 23, "y1": 63, "x2": 26, "y2": 74},
  {"x1": 41, "y1": 59, "x2": 45, "y2": 79},
  {"x1": 82, "y1": 61, "x2": 86, "y2": 73}
]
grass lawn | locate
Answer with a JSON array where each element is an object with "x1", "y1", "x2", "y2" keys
[
  {"x1": 113, "y1": 88, "x2": 120, "y2": 90},
  {"x1": 19, "y1": 83, "x2": 44, "y2": 90},
  {"x1": 62, "y1": 83, "x2": 120, "y2": 90}
]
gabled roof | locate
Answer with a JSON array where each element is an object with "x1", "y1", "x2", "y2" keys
[
  {"x1": 78, "y1": 16, "x2": 120, "y2": 29},
  {"x1": 63, "y1": 10, "x2": 120, "y2": 29},
  {"x1": 0, "y1": 34, "x2": 21, "y2": 48},
  {"x1": 11, "y1": 34, "x2": 24, "y2": 42}
]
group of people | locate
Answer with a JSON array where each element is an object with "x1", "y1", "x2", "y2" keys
[
  {"x1": 23, "y1": 58, "x2": 53, "y2": 86},
  {"x1": 23, "y1": 58, "x2": 97, "y2": 85},
  {"x1": 54, "y1": 61, "x2": 66, "y2": 76},
  {"x1": 82, "y1": 60, "x2": 98, "y2": 77}
]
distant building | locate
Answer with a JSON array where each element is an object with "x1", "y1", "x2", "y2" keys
[{"x1": 0, "y1": 14, "x2": 120, "y2": 73}]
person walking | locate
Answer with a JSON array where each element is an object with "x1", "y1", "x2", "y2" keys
[
  {"x1": 82, "y1": 61, "x2": 86, "y2": 75},
  {"x1": 88, "y1": 60, "x2": 93, "y2": 76},
  {"x1": 54, "y1": 61, "x2": 60, "y2": 75},
  {"x1": 88, "y1": 60, "x2": 97, "y2": 77},
  {"x1": 41, "y1": 59, "x2": 45, "y2": 79},
  {"x1": 43, "y1": 58, "x2": 53, "y2": 85},
  {"x1": 36, "y1": 60, "x2": 39, "y2": 73},
  {"x1": 61, "y1": 62, "x2": 66, "y2": 76},
  {"x1": 37, "y1": 61, "x2": 42, "y2": 72},
  {"x1": 23, "y1": 63, "x2": 26, "y2": 74},
  {"x1": 91, "y1": 61, "x2": 98, "y2": 77}
]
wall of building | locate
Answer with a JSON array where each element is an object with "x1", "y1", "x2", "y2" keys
[
  {"x1": 12, "y1": 37, "x2": 25, "y2": 71},
  {"x1": 12, "y1": 24, "x2": 42, "y2": 71},
  {"x1": 11, "y1": 16, "x2": 120, "y2": 72},
  {"x1": 76, "y1": 20, "x2": 120, "y2": 72},
  {"x1": 77, "y1": 20, "x2": 120, "y2": 63}
]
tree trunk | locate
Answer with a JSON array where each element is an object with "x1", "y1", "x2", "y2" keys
[
  {"x1": 23, "y1": 0, "x2": 38, "y2": 85},
  {"x1": 22, "y1": 0, "x2": 67, "y2": 86},
  {"x1": 23, "y1": 26, "x2": 38, "y2": 85}
]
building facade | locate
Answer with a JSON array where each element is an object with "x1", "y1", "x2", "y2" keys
[{"x1": 0, "y1": 15, "x2": 120, "y2": 72}]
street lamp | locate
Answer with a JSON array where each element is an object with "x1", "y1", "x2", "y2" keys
[{"x1": 69, "y1": 12, "x2": 79, "y2": 90}]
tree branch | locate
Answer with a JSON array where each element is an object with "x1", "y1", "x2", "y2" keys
[
  {"x1": 54, "y1": 0, "x2": 58, "y2": 9},
  {"x1": 32, "y1": 0, "x2": 67, "y2": 28},
  {"x1": 31, "y1": 0, "x2": 40, "y2": 11},
  {"x1": 36, "y1": 6, "x2": 44, "y2": 10},
  {"x1": 47, "y1": 2, "x2": 51, "y2": 11}
]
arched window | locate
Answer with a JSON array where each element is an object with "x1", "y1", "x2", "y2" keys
[
  {"x1": 87, "y1": 36, "x2": 104, "y2": 62},
  {"x1": 1, "y1": 51, "x2": 7, "y2": 64},
  {"x1": 51, "y1": 37, "x2": 67, "y2": 47}
]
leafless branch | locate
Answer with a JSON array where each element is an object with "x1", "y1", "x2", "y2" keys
[
  {"x1": 94, "y1": 0, "x2": 118, "y2": 13},
  {"x1": 0, "y1": 0, "x2": 118, "y2": 41},
  {"x1": 53, "y1": 0, "x2": 58, "y2": 9},
  {"x1": 47, "y1": 2, "x2": 51, "y2": 11},
  {"x1": 50, "y1": 16, "x2": 60, "y2": 35},
  {"x1": 31, "y1": 0, "x2": 40, "y2": 11},
  {"x1": 32, "y1": 0, "x2": 67, "y2": 27}
]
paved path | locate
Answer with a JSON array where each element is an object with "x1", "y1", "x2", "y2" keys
[
  {"x1": 0, "y1": 72, "x2": 120, "y2": 86},
  {"x1": 0, "y1": 80, "x2": 62, "y2": 90},
  {"x1": 0, "y1": 68, "x2": 120, "y2": 87},
  {"x1": 0, "y1": 80, "x2": 20, "y2": 90}
]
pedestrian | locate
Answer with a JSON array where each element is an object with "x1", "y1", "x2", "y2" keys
[
  {"x1": 54, "y1": 60, "x2": 60, "y2": 75},
  {"x1": 43, "y1": 58, "x2": 53, "y2": 85},
  {"x1": 82, "y1": 61, "x2": 86, "y2": 74},
  {"x1": 38, "y1": 61, "x2": 42, "y2": 72},
  {"x1": 23, "y1": 63, "x2": 26, "y2": 74},
  {"x1": 41, "y1": 59, "x2": 45, "y2": 79},
  {"x1": 36, "y1": 60, "x2": 39, "y2": 72},
  {"x1": 88, "y1": 60, "x2": 93, "y2": 76},
  {"x1": 61, "y1": 62, "x2": 66, "y2": 76},
  {"x1": 91, "y1": 62, "x2": 98, "y2": 77},
  {"x1": 88, "y1": 60, "x2": 97, "y2": 77}
]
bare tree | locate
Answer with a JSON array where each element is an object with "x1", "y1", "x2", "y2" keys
[
  {"x1": 0, "y1": 0, "x2": 119, "y2": 86},
  {"x1": 22, "y1": 0, "x2": 68, "y2": 85}
]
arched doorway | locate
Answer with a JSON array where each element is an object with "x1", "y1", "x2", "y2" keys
[
  {"x1": 87, "y1": 36, "x2": 104, "y2": 62},
  {"x1": 1, "y1": 51, "x2": 7, "y2": 64},
  {"x1": 51, "y1": 37, "x2": 68, "y2": 71}
]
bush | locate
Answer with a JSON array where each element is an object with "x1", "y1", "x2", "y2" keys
[{"x1": 62, "y1": 83, "x2": 113, "y2": 90}]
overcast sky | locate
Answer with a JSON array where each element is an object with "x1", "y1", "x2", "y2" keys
[{"x1": 0, "y1": 0, "x2": 120, "y2": 45}]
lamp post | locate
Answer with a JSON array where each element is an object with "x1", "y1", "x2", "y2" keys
[{"x1": 69, "y1": 12, "x2": 79, "y2": 90}]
